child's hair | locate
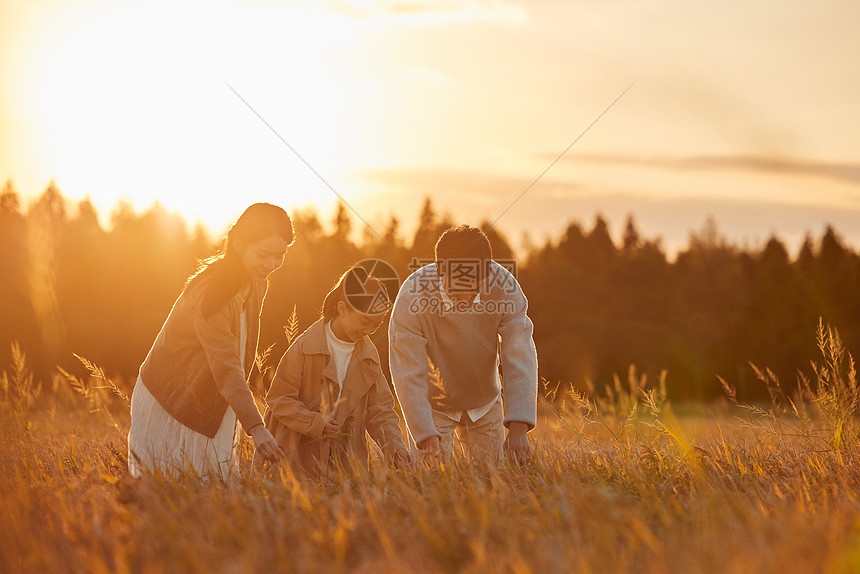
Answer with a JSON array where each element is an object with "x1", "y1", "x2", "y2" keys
[
  {"x1": 186, "y1": 203, "x2": 294, "y2": 317},
  {"x1": 434, "y1": 224, "x2": 493, "y2": 263},
  {"x1": 321, "y1": 266, "x2": 391, "y2": 322}
]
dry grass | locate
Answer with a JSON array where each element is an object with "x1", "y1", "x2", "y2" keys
[{"x1": 3, "y1": 323, "x2": 860, "y2": 574}]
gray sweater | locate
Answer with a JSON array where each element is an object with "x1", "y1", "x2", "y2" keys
[{"x1": 388, "y1": 262, "x2": 538, "y2": 445}]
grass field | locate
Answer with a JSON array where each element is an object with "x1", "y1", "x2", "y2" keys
[{"x1": 2, "y1": 323, "x2": 860, "y2": 573}]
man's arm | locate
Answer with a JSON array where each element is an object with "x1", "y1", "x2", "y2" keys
[
  {"x1": 497, "y1": 272, "x2": 538, "y2": 462},
  {"x1": 388, "y1": 279, "x2": 442, "y2": 447},
  {"x1": 497, "y1": 278, "x2": 538, "y2": 431}
]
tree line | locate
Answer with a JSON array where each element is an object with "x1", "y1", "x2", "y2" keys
[{"x1": 2, "y1": 180, "x2": 858, "y2": 402}]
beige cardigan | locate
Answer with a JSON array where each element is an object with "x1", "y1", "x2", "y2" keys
[
  {"x1": 138, "y1": 275, "x2": 267, "y2": 438},
  {"x1": 389, "y1": 262, "x2": 538, "y2": 445}
]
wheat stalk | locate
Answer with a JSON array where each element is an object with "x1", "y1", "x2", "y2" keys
[
  {"x1": 73, "y1": 353, "x2": 130, "y2": 406},
  {"x1": 58, "y1": 366, "x2": 89, "y2": 396},
  {"x1": 284, "y1": 304, "x2": 300, "y2": 345}
]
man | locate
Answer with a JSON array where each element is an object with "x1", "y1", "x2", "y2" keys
[{"x1": 388, "y1": 225, "x2": 538, "y2": 463}]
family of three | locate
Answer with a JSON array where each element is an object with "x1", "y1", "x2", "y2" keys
[{"x1": 127, "y1": 203, "x2": 538, "y2": 479}]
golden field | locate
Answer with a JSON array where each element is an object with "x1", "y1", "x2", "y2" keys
[{"x1": 2, "y1": 323, "x2": 860, "y2": 574}]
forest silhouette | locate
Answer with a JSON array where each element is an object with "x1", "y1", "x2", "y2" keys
[{"x1": 2, "y1": 180, "x2": 858, "y2": 402}]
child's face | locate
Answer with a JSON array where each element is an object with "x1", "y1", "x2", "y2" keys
[
  {"x1": 331, "y1": 303, "x2": 385, "y2": 343},
  {"x1": 237, "y1": 234, "x2": 289, "y2": 282}
]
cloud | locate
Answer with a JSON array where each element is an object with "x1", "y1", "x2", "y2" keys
[
  {"x1": 357, "y1": 166, "x2": 544, "y2": 207},
  {"x1": 560, "y1": 154, "x2": 860, "y2": 189},
  {"x1": 356, "y1": 165, "x2": 860, "y2": 256}
]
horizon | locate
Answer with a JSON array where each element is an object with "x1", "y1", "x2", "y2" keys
[{"x1": 4, "y1": 180, "x2": 856, "y2": 262}]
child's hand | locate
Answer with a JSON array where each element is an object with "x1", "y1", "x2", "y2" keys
[{"x1": 323, "y1": 419, "x2": 341, "y2": 436}]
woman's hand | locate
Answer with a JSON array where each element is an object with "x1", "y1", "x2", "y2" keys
[{"x1": 251, "y1": 425, "x2": 284, "y2": 464}]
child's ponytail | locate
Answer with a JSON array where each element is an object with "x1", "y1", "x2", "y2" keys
[{"x1": 321, "y1": 266, "x2": 390, "y2": 322}]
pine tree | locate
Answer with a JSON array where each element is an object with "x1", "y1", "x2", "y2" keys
[{"x1": 0, "y1": 181, "x2": 42, "y2": 376}]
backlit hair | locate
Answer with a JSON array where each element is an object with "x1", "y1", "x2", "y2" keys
[
  {"x1": 434, "y1": 224, "x2": 492, "y2": 262},
  {"x1": 185, "y1": 203, "x2": 294, "y2": 317}
]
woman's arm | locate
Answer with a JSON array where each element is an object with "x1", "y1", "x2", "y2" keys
[{"x1": 191, "y1": 293, "x2": 265, "y2": 434}]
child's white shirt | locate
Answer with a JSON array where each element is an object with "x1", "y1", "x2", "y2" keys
[{"x1": 324, "y1": 320, "x2": 356, "y2": 415}]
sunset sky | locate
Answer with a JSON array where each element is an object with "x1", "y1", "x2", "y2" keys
[{"x1": 2, "y1": 0, "x2": 859, "y2": 255}]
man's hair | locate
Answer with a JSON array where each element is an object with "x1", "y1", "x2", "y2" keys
[{"x1": 434, "y1": 225, "x2": 493, "y2": 263}]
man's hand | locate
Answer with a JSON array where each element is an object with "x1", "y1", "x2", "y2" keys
[
  {"x1": 251, "y1": 425, "x2": 285, "y2": 464},
  {"x1": 418, "y1": 435, "x2": 443, "y2": 465},
  {"x1": 504, "y1": 422, "x2": 531, "y2": 464}
]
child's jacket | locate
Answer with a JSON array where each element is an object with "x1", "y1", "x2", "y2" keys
[{"x1": 264, "y1": 319, "x2": 407, "y2": 476}]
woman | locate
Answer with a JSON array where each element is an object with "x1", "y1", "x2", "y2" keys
[
  {"x1": 263, "y1": 266, "x2": 410, "y2": 478},
  {"x1": 128, "y1": 203, "x2": 291, "y2": 479}
]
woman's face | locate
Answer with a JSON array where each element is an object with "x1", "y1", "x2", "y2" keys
[
  {"x1": 330, "y1": 302, "x2": 385, "y2": 343},
  {"x1": 238, "y1": 234, "x2": 289, "y2": 282}
]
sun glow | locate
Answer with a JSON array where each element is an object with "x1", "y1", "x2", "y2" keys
[
  {"x1": 20, "y1": 1, "x2": 369, "y2": 232},
  {"x1": 6, "y1": 0, "x2": 860, "y2": 252}
]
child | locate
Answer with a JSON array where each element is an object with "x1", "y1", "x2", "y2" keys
[
  {"x1": 128, "y1": 203, "x2": 290, "y2": 479},
  {"x1": 263, "y1": 266, "x2": 411, "y2": 477}
]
